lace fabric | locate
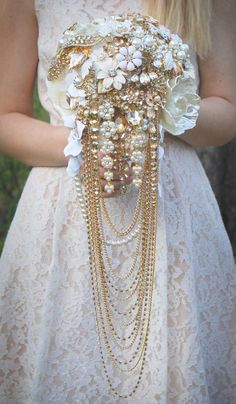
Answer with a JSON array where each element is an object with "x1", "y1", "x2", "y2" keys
[{"x1": 0, "y1": 1, "x2": 236, "y2": 403}]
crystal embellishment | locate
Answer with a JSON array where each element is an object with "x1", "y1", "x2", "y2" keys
[{"x1": 126, "y1": 110, "x2": 142, "y2": 126}]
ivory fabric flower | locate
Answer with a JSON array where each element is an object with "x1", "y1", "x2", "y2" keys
[
  {"x1": 67, "y1": 83, "x2": 87, "y2": 107},
  {"x1": 116, "y1": 46, "x2": 142, "y2": 71},
  {"x1": 96, "y1": 58, "x2": 126, "y2": 91},
  {"x1": 46, "y1": 76, "x2": 76, "y2": 128},
  {"x1": 160, "y1": 70, "x2": 200, "y2": 135}
]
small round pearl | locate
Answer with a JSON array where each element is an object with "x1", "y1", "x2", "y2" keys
[
  {"x1": 104, "y1": 183, "x2": 114, "y2": 193},
  {"x1": 104, "y1": 171, "x2": 114, "y2": 180}
]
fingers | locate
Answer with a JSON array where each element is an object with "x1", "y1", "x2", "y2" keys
[
  {"x1": 80, "y1": 162, "x2": 133, "y2": 181},
  {"x1": 79, "y1": 154, "x2": 134, "y2": 198}
]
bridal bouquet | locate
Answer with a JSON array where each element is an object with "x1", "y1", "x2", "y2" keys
[{"x1": 47, "y1": 13, "x2": 200, "y2": 398}]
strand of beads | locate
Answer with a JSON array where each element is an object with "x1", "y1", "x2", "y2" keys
[{"x1": 80, "y1": 121, "x2": 159, "y2": 398}]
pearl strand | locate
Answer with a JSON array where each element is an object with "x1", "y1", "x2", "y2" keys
[{"x1": 75, "y1": 175, "x2": 140, "y2": 245}]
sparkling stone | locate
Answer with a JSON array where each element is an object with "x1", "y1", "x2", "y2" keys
[
  {"x1": 164, "y1": 51, "x2": 174, "y2": 70},
  {"x1": 130, "y1": 74, "x2": 139, "y2": 83},
  {"x1": 134, "y1": 28, "x2": 144, "y2": 38},
  {"x1": 74, "y1": 77, "x2": 83, "y2": 86},
  {"x1": 143, "y1": 35, "x2": 155, "y2": 47},
  {"x1": 115, "y1": 118, "x2": 125, "y2": 133},
  {"x1": 149, "y1": 72, "x2": 158, "y2": 81},
  {"x1": 140, "y1": 72, "x2": 150, "y2": 85},
  {"x1": 153, "y1": 60, "x2": 162, "y2": 68},
  {"x1": 132, "y1": 37, "x2": 142, "y2": 47},
  {"x1": 126, "y1": 110, "x2": 142, "y2": 126},
  {"x1": 156, "y1": 51, "x2": 164, "y2": 59}
]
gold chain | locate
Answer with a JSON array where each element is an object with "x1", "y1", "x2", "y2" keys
[{"x1": 79, "y1": 121, "x2": 160, "y2": 398}]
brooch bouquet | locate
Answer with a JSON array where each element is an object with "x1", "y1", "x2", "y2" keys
[{"x1": 47, "y1": 13, "x2": 200, "y2": 398}]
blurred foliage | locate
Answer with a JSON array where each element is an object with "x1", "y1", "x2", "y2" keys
[{"x1": 0, "y1": 84, "x2": 49, "y2": 253}]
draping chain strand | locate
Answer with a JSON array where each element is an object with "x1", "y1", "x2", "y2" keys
[{"x1": 76, "y1": 119, "x2": 160, "y2": 398}]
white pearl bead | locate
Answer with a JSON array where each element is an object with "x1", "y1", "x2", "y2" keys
[
  {"x1": 104, "y1": 171, "x2": 114, "y2": 180},
  {"x1": 104, "y1": 183, "x2": 114, "y2": 193}
]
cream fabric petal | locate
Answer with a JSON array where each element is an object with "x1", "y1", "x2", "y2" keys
[
  {"x1": 67, "y1": 155, "x2": 82, "y2": 177},
  {"x1": 64, "y1": 139, "x2": 82, "y2": 157}
]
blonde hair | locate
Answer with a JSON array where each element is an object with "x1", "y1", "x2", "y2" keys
[{"x1": 145, "y1": 0, "x2": 212, "y2": 59}]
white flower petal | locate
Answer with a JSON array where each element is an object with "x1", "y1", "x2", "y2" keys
[
  {"x1": 118, "y1": 60, "x2": 128, "y2": 70},
  {"x1": 133, "y1": 58, "x2": 142, "y2": 67},
  {"x1": 127, "y1": 61, "x2": 135, "y2": 71},
  {"x1": 128, "y1": 45, "x2": 136, "y2": 55},
  {"x1": 103, "y1": 77, "x2": 113, "y2": 88},
  {"x1": 76, "y1": 121, "x2": 86, "y2": 139},
  {"x1": 64, "y1": 139, "x2": 82, "y2": 157},
  {"x1": 69, "y1": 52, "x2": 86, "y2": 68},
  {"x1": 65, "y1": 71, "x2": 77, "y2": 86},
  {"x1": 117, "y1": 72, "x2": 126, "y2": 84},
  {"x1": 97, "y1": 70, "x2": 107, "y2": 79},
  {"x1": 116, "y1": 53, "x2": 125, "y2": 62},
  {"x1": 113, "y1": 79, "x2": 122, "y2": 90},
  {"x1": 133, "y1": 50, "x2": 142, "y2": 59},
  {"x1": 67, "y1": 83, "x2": 83, "y2": 98},
  {"x1": 119, "y1": 47, "x2": 128, "y2": 55},
  {"x1": 81, "y1": 59, "x2": 92, "y2": 79},
  {"x1": 69, "y1": 98, "x2": 79, "y2": 110},
  {"x1": 63, "y1": 112, "x2": 77, "y2": 128}
]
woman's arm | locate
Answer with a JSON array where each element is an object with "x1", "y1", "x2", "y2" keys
[
  {"x1": 179, "y1": 0, "x2": 236, "y2": 147},
  {"x1": 0, "y1": 0, "x2": 132, "y2": 198},
  {"x1": 0, "y1": 0, "x2": 68, "y2": 167}
]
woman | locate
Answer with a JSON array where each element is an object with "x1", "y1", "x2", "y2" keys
[{"x1": 0, "y1": 0, "x2": 236, "y2": 402}]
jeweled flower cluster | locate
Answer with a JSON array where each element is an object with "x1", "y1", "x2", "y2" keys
[{"x1": 47, "y1": 13, "x2": 200, "y2": 190}]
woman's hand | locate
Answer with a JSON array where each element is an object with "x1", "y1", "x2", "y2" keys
[{"x1": 79, "y1": 151, "x2": 134, "y2": 198}]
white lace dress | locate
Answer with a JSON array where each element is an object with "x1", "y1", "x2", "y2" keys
[{"x1": 0, "y1": 1, "x2": 236, "y2": 403}]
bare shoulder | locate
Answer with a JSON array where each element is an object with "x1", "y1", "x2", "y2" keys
[
  {"x1": 198, "y1": 0, "x2": 236, "y2": 104},
  {"x1": 0, "y1": 0, "x2": 38, "y2": 115}
]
